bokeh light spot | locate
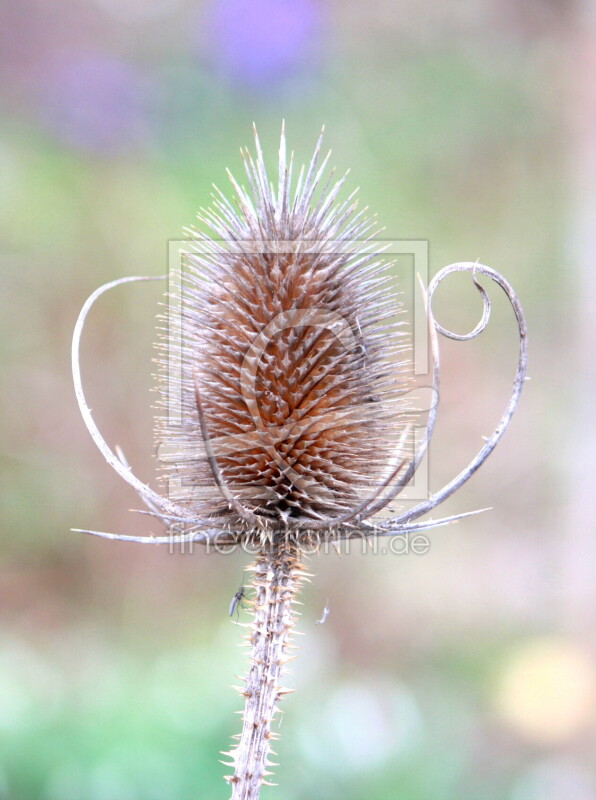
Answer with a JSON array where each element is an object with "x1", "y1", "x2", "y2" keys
[
  {"x1": 494, "y1": 637, "x2": 596, "y2": 744},
  {"x1": 37, "y1": 53, "x2": 148, "y2": 154},
  {"x1": 201, "y1": 0, "x2": 321, "y2": 91}
]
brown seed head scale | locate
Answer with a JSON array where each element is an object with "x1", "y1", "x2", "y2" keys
[{"x1": 154, "y1": 125, "x2": 412, "y2": 544}]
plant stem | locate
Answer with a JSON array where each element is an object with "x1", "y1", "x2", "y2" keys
[{"x1": 225, "y1": 539, "x2": 303, "y2": 800}]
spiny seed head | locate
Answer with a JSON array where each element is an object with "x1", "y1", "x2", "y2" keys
[{"x1": 155, "y1": 125, "x2": 412, "y2": 535}]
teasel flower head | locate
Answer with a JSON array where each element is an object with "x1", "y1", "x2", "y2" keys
[
  {"x1": 154, "y1": 124, "x2": 412, "y2": 541},
  {"x1": 72, "y1": 124, "x2": 527, "y2": 800}
]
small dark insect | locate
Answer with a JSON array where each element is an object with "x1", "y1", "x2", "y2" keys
[{"x1": 229, "y1": 585, "x2": 248, "y2": 619}]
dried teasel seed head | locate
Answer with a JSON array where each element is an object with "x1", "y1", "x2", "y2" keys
[{"x1": 155, "y1": 126, "x2": 412, "y2": 536}]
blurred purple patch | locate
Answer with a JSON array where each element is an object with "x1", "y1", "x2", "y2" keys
[
  {"x1": 203, "y1": 0, "x2": 321, "y2": 90},
  {"x1": 38, "y1": 53, "x2": 147, "y2": 155}
]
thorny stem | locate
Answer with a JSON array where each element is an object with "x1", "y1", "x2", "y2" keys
[{"x1": 225, "y1": 540, "x2": 306, "y2": 800}]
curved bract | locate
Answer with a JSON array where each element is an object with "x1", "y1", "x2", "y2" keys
[{"x1": 375, "y1": 261, "x2": 528, "y2": 536}]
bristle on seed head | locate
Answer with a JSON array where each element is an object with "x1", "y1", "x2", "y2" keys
[{"x1": 155, "y1": 126, "x2": 411, "y2": 535}]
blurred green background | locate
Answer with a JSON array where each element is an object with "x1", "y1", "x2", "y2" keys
[{"x1": 1, "y1": 0, "x2": 595, "y2": 798}]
